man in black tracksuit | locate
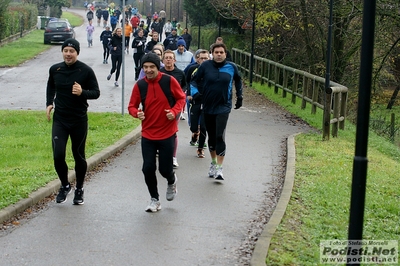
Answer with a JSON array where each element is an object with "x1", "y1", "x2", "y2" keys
[
  {"x1": 46, "y1": 39, "x2": 100, "y2": 205},
  {"x1": 100, "y1": 25, "x2": 112, "y2": 64}
]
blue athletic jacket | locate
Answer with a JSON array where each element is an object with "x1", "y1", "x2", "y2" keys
[
  {"x1": 190, "y1": 59, "x2": 243, "y2": 114},
  {"x1": 110, "y1": 15, "x2": 118, "y2": 25}
]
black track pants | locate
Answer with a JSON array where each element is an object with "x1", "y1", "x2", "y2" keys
[{"x1": 141, "y1": 135, "x2": 176, "y2": 200}]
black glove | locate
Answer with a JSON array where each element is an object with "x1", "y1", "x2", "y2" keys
[
  {"x1": 192, "y1": 93, "x2": 201, "y2": 104},
  {"x1": 234, "y1": 97, "x2": 243, "y2": 109}
]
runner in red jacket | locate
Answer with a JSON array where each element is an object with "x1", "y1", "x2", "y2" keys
[
  {"x1": 130, "y1": 15, "x2": 140, "y2": 31},
  {"x1": 128, "y1": 53, "x2": 186, "y2": 212}
]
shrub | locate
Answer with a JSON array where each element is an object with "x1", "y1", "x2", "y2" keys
[{"x1": 0, "y1": 3, "x2": 38, "y2": 41}]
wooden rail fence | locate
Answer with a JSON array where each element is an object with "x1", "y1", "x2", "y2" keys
[{"x1": 232, "y1": 48, "x2": 348, "y2": 139}]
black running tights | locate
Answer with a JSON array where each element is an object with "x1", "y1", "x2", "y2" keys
[
  {"x1": 110, "y1": 54, "x2": 122, "y2": 81},
  {"x1": 204, "y1": 113, "x2": 229, "y2": 156},
  {"x1": 189, "y1": 103, "x2": 207, "y2": 149},
  {"x1": 52, "y1": 118, "x2": 88, "y2": 189},
  {"x1": 103, "y1": 43, "x2": 110, "y2": 60}
]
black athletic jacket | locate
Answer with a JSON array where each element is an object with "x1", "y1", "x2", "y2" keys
[
  {"x1": 46, "y1": 60, "x2": 100, "y2": 122},
  {"x1": 160, "y1": 66, "x2": 187, "y2": 92}
]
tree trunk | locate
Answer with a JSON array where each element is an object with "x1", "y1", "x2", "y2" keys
[{"x1": 387, "y1": 86, "x2": 399, "y2": 109}]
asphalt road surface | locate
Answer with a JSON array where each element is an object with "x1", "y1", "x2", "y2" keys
[{"x1": 0, "y1": 9, "x2": 313, "y2": 266}]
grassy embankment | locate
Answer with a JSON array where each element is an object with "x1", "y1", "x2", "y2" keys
[{"x1": 252, "y1": 83, "x2": 400, "y2": 265}]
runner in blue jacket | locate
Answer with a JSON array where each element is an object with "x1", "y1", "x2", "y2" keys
[{"x1": 190, "y1": 43, "x2": 243, "y2": 180}]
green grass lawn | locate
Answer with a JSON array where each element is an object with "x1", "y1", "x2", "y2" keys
[
  {"x1": 370, "y1": 104, "x2": 400, "y2": 146},
  {"x1": 0, "y1": 30, "x2": 50, "y2": 67},
  {"x1": 251, "y1": 83, "x2": 400, "y2": 265},
  {"x1": 0, "y1": 110, "x2": 140, "y2": 210},
  {"x1": 61, "y1": 10, "x2": 84, "y2": 27}
]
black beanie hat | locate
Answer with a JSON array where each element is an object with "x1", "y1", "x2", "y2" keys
[
  {"x1": 61, "y1": 38, "x2": 80, "y2": 54},
  {"x1": 141, "y1": 52, "x2": 160, "y2": 70}
]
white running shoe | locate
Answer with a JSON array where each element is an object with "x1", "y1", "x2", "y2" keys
[
  {"x1": 166, "y1": 175, "x2": 177, "y2": 201},
  {"x1": 208, "y1": 163, "x2": 216, "y2": 178},
  {"x1": 215, "y1": 166, "x2": 224, "y2": 180},
  {"x1": 173, "y1": 157, "x2": 179, "y2": 168},
  {"x1": 145, "y1": 198, "x2": 161, "y2": 212}
]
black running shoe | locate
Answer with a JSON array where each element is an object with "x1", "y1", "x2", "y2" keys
[
  {"x1": 190, "y1": 132, "x2": 199, "y2": 144},
  {"x1": 73, "y1": 188, "x2": 84, "y2": 205},
  {"x1": 56, "y1": 184, "x2": 71, "y2": 203}
]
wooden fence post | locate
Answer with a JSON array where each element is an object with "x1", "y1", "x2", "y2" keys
[
  {"x1": 301, "y1": 76, "x2": 308, "y2": 109},
  {"x1": 283, "y1": 67, "x2": 288, "y2": 98},
  {"x1": 292, "y1": 72, "x2": 298, "y2": 104},
  {"x1": 267, "y1": 63, "x2": 271, "y2": 87},
  {"x1": 339, "y1": 91, "x2": 347, "y2": 130},
  {"x1": 332, "y1": 92, "x2": 340, "y2": 137},
  {"x1": 274, "y1": 65, "x2": 280, "y2": 94},
  {"x1": 311, "y1": 78, "x2": 318, "y2": 114},
  {"x1": 323, "y1": 87, "x2": 333, "y2": 140},
  {"x1": 260, "y1": 60, "x2": 265, "y2": 85}
]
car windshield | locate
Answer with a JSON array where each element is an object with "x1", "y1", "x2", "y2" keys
[{"x1": 48, "y1": 22, "x2": 67, "y2": 29}]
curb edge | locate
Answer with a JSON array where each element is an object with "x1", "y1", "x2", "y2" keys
[
  {"x1": 0, "y1": 126, "x2": 142, "y2": 224},
  {"x1": 250, "y1": 133, "x2": 299, "y2": 265}
]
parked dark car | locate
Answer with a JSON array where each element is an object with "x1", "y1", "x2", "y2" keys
[
  {"x1": 44, "y1": 20, "x2": 75, "y2": 44},
  {"x1": 93, "y1": 1, "x2": 108, "y2": 9}
]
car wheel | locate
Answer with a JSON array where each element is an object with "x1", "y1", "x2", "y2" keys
[{"x1": 44, "y1": 38, "x2": 50, "y2": 44}]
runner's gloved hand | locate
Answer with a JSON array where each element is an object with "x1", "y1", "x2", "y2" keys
[
  {"x1": 234, "y1": 97, "x2": 243, "y2": 109},
  {"x1": 192, "y1": 93, "x2": 201, "y2": 104}
]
